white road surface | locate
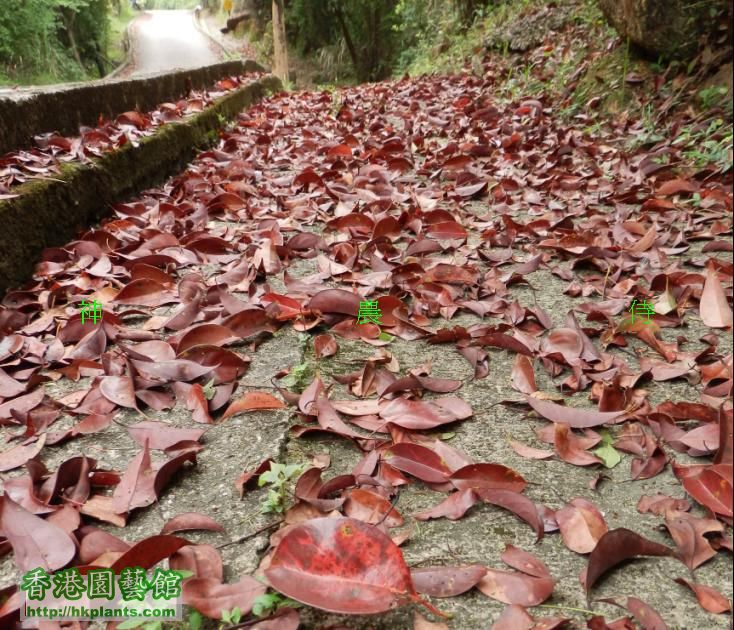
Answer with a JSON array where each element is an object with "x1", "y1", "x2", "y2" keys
[{"x1": 129, "y1": 10, "x2": 221, "y2": 76}]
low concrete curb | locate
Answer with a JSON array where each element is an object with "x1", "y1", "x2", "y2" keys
[
  {"x1": 0, "y1": 59, "x2": 265, "y2": 155},
  {"x1": 0, "y1": 75, "x2": 282, "y2": 293}
]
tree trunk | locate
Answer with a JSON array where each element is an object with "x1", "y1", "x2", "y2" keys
[
  {"x1": 271, "y1": 0, "x2": 289, "y2": 82},
  {"x1": 333, "y1": 5, "x2": 360, "y2": 80},
  {"x1": 61, "y1": 9, "x2": 84, "y2": 70}
]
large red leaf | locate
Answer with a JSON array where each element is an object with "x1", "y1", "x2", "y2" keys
[
  {"x1": 379, "y1": 396, "x2": 473, "y2": 430},
  {"x1": 478, "y1": 489, "x2": 544, "y2": 541},
  {"x1": 222, "y1": 391, "x2": 286, "y2": 419},
  {"x1": 160, "y1": 512, "x2": 225, "y2": 535},
  {"x1": 664, "y1": 511, "x2": 723, "y2": 570},
  {"x1": 127, "y1": 421, "x2": 205, "y2": 450},
  {"x1": 175, "y1": 324, "x2": 239, "y2": 354},
  {"x1": 308, "y1": 289, "x2": 362, "y2": 316},
  {"x1": 264, "y1": 517, "x2": 436, "y2": 615},
  {"x1": 110, "y1": 535, "x2": 190, "y2": 571},
  {"x1": 0, "y1": 435, "x2": 46, "y2": 473},
  {"x1": 170, "y1": 544, "x2": 223, "y2": 581},
  {"x1": 413, "y1": 490, "x2": 479, "y2": 521},
  {"x1": 344, "y1": 489, "x2": 404, "y2": 527},
  {"x1": 112, "y1": 439, "x2": 154, "y2": 514},
  {"x1": 113, "y1": 279, "x2": 176, "y2": 306},
  {"x1": 554, "y1": 423, "x2": 602, "y2": 466},
  {"x1": 99, "y1": 375, "x2": 138, "y2": 409}
]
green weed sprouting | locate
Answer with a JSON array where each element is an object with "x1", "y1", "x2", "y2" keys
[{"x1": 258, "y1": 462, "x2": 304, "y2": 514}]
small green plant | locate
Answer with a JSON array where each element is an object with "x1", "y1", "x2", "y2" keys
[
  {"x1": 674, "y1": 118, "x2": 733, "y2": 173},
  {"x1": 698, "y1": 85, "x2": 728, "y2": 111},
  {"x1": 202, "y1": 378, "x2": 216, "y2": 400},
  {"x1": 252, "y1": 592, "x2": 301, "y2": 617},
  {"x1": 220, "y1": 607, "x2": 242, "y2": 625},
  {"x1": 281, "y1": 359, "x2": 315, "y2": 392},
  {"x1": 593, "y1": 430, "x2": 621, "y2": 468},
  {"x1": 258, "y1": 462, "x2": 304, "y2": 513},
  {"x1": 188, "y1": 610, "x2": 203, "y2": 630}
]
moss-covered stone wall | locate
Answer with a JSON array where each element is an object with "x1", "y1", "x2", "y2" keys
[
  {"x1": 0, "y1": 75, "x2": 281, "y2": 293},
  {"x1": 0, "y1": 60, "x2": 265, "y2": 155}
]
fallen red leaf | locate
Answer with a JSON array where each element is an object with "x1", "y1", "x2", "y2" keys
[
  {"x1": 674, "y1": 577, "x2": 731, "y2": 614},
  {"x1": 477, "y1": 545, "x2": 555, "y2": 606},
  {"x1": 411, "y1": 565, "x2": 487, "y2": 598},
  {"x1": 0, "y1": 496, "x2": 75, "y2": 571},
  {"x1": 160, "y1": 512, "x2": 225, "y2": 535},
  {"x1": 582, "y1": 528, "x2": 672, "y2": 592},
  {"x1": 555, "y1": 498, "x2": 608, "y2": 554},
  {"x1": 450, "y1": 464, "x2": 526, "y2": 493},
  {"x1": 222, "y1": 391, "x2": 286, "y2": 419},
  {"x1": 525, "y1": 395, "x2": 624, "y2": 428},
  {"x1": 264, "y1": 517, "x2": 440, "y2": 615},
  {"x1": 700, "y1": 266, "x2": 733, "y2": 329}
]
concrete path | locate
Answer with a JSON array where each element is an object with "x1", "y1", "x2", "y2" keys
[{"x1": 129, "y1": 10, "x2": 221, "y2": 76}]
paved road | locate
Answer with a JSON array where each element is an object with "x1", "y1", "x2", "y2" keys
[{"x1": 129, "y1": 10, "x2": 221, "y2": 76}]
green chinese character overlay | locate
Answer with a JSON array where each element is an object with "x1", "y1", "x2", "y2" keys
[
  {"x1": 87, "y1": 568, "x2": 115, "y2": 600},
  {"x1": 20, "y1": 568, "x2": 52, "y2": 601},
  {"x1": 148, "y1": 569, "x2": 183, "y2": 601},
  {"x1": 79, "y1": 299, "x2": 103, "y2": 325},
  {"x1": 52, "y1": 568, "x2": 86, "y2": 600},
  {"x1": 118, "y1": 567, "x2": 149, "y2": 601},
  {"x1": 628, "y1": 298, "x2": 655, "y2": 325},
  {"x1": 356, "y1": 300, "x2": 382, "y2": 325}
]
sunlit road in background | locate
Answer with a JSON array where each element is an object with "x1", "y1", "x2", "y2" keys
[{"x1": 129, "y1": 10, "x2": 221, "y2": 76}]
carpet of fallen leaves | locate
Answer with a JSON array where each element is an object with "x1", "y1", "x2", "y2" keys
[
  {"x1": 0, "y1": 73, "x2": 262, "y2": 199},
  {"x1": 0, "y1": 65, "x2": 732, "y2": 629}
]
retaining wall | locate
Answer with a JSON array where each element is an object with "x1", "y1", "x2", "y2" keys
[
  {"x1": 0, "y1": 59, "x2": 264, "y2": 155},
  {"x1": 0, "y1": 75, "x2": 281, "y2": 293}
]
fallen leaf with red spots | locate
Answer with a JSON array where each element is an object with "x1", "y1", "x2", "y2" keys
[{"x1": 264, "y1": 517, "x2": 441, "y2": 615}]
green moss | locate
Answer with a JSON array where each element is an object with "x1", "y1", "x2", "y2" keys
[
  {"x1": 0, "y1": 75, "x2": 281, "y2": 293},
  {"x1": 573, "y1": 44, "x2": 649, "y2": 113}
]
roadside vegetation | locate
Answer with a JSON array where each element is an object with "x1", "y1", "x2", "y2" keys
[
  {"x1": 233, "y1": 0, "x2": 732, "y2": 175},
  {"x1": 0, "y1": 0, "x2": 133, "y2": 86}
]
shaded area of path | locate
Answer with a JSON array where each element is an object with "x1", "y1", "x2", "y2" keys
[{"x1": 128, "y1": 10, "x2": 221, "y2": 76}]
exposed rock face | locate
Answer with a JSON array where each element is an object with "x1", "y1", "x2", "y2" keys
[{"x1": 597, "y1": 0, "x2": 726, "y2": 59}]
